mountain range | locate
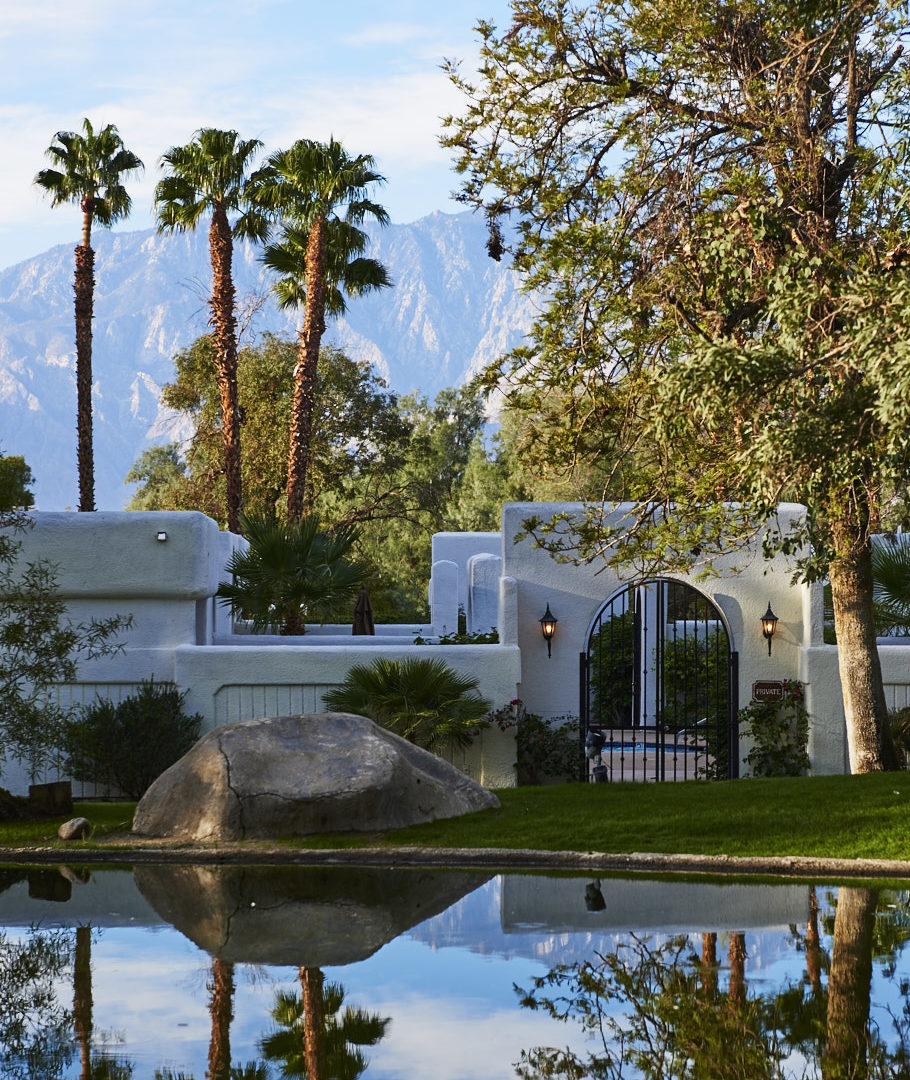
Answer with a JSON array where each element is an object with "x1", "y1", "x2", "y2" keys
[{"x1": 0, "y1": 211, "x2": 536, "y2": 510}]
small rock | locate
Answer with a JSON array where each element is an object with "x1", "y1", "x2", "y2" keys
[{"x1": 57, "y1": 817, "x2": 91, "y2": 841}]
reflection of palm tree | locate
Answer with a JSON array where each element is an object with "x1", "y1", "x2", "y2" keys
[
  {"x1": 260, "y1": 966, "x2": 389, "y2": 1080},
  {"x1": 73, "y1": 925, "x2": 93, "y2": 1079},
  {"x1": 207, "y1": 958, "x2": 235, "y2": 1080}
]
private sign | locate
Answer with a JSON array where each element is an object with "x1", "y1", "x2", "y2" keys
[{"x1": 752, "y1": 681, "x2": 785, "y2": 702}]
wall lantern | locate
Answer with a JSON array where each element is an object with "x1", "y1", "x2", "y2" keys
[
  {"x1": 761, "y1": 602, "x2": 778, "y2": 656},
  {"x1": 539, "y1": 603, "x2": 558, "y2": 658},
  {"x1": 156, "y1": 531, "x2": 168, "y2": 543}
]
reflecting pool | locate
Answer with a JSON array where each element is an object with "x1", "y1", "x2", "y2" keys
[{"x1": 0, "y1": 865, "x2": 908, "y2": 1078}]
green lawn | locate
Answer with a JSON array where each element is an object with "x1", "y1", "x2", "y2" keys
[{"x1": 2, "y1": 773, "x2": 910, "y2": 862}]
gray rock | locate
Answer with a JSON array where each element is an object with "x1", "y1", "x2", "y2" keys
[
  {"x1": 57, "y1": 817, "x2": 91, "y2": 841},
  {"x1": 133, "y1": 863, "x2": 491, "y2": 966},
  {"x1": 131, "y1": 712, "x2": 500, "y2": 842}
]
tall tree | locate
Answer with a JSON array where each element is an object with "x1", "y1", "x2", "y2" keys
[
  {"x1": 155, "y1": 129, "x2": 267, "y2": 534},
  {"x1": 256, "y1": 138, "x2": 391, "y2": 521},
  {"x1": 34, "y1": 119, "x2": 143, "y2": 512},
  {"x1": 444, "y1": 0, "x2": 910, "y2": 772}
]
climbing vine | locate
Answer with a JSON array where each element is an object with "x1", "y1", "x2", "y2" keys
[
  {"x1": 738, "y1": 680, "x2": 810, "y2": 778},
  {"x1": 489, "y1": 699, "x2": 583, "y2": 785}
]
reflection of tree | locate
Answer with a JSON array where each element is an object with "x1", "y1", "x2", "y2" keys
[
  {"x1": 260, "y1": 966, "x2": 389, "y2": 1080},
  {"x1": 0, "y1": 926, "x2": 73, "y2": 1078},
  {"x1": 824, "y1": 887, "x2": 876, "y2": 1080},
  {"x1": 515, "y1": 889, "x2": 910, "y2": 1080}
]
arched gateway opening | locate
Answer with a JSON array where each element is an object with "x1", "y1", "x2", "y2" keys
[{"x1": 580, "y1": 579, "x2": 739, "y2": 782}]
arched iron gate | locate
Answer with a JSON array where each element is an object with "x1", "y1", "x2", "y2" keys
[{"x1": 579, "y1": 580, "x2": 739, "y2": 781}]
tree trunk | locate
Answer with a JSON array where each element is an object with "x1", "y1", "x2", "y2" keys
[
  {"x1": 74, "y1": 232, "x2": 95, "y2": 513},
  {"x1": 286, "y1": 216, "x2": 327, "y2": 523},
  {"x1": 823, "y1": 887, "x2": 876, "y2": 1080},
  {"x1": 209, "y1": 206, "x2": 243, "y2": 535},
  {"x1": 829, "y1": 521, "x2": 892, "y2": 773},
  {"x1": 300, "y1": 965, "x2": 325, "y2": 1080},
  {"x1": 206, "y1": 957, "x2": 234, "y2": 1080}
]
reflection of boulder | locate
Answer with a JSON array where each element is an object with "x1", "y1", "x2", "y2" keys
[
  {"x1": 133, "y1": 864, "x2": 491, "y2": 966},
  {"x1": 132, "y1": 713, "x2": 500, "y2": 842}
]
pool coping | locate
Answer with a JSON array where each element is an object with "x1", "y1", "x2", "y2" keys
[{"x1": 1, "y1": 843, "x2": 910, "y2": 880}]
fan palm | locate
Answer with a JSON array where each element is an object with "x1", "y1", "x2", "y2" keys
[
  {"x1": 260, "y1": 968, "x2": 389, "y2": 1080},
  {"x1": 322, "y1": 656, "x2": 491, "y2": 751},
  {"x1": 216, "y1": 513, "x2": 367, "y2": 635},
  {"x1": 156, "y1": 129, "x2": 267, "y2": 534},
  {"x1": 34, "y1": 119, "x2": 143, "y2": 512},
  {"x1": 825, "y1": 536, "x2": 910, "y2": 639},
  {"x1": 255, "y1": 138, "x2": 391, "y2": 521}
]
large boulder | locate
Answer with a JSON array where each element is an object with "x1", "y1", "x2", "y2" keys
[{"x1": 131, "y1": 712, "x2": 500, "y2": 842}]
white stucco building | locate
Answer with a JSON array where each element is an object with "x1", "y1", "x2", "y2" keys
[{"x1": 3, "y1": 502, "x2": 906, "y2": 794}]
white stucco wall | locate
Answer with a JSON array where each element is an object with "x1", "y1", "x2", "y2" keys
[{"x1": 431, "y1": 531, "x2": 501, "y2": 612}]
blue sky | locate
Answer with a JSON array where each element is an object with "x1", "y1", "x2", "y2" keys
[{"x1": 0, "y1": 0, "x2": 514, "y2": 270}]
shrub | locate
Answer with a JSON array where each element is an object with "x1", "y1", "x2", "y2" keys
[
  {"x1": 738, "y1": 680, "x2": 810, "y2": 778},
  {"x1": 889, "y1": 706, "x2": 910, "y2": 769},
  {"x1": 322, "y1": 657, "x2": 491, "y2": 752},
  {"x1": 489, "y1": 700, "x2": 584, "y2": 785},
  {"x1": 63, "y1": 680, "x2": 203, "y2": 798}
]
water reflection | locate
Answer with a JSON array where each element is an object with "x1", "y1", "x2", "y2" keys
[{"x1": 0, "y1": 867, "x2": 907, "y2": 1078}]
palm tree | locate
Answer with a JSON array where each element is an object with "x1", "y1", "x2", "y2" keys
[
  {"x1": 216, "y1": 513, "x2": 368, "y2": 635},
  {"x1": 256, "y1": 138, "x2": 391, "y2": 522},
  {"x1": 34, "y1": 119, "x2": 143, "y2": 512},
  {"x1": 322, "y1": 656, "x2": 491, "y2": 751},
  {"x1": 155, "y1": 130, "x2": 267, "y2": 534}
]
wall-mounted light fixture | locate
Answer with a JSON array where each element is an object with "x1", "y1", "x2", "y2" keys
[
  {"x1": 156, "y1": 531, "x2": 168, "y2": 543},
  {"x1": 539, "y1": 602, "x2": 558, "y2": 658},
  {"x1": 761, "y1": 602, "x2": 778, "y2": 656}
]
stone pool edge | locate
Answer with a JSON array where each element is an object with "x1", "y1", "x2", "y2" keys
[{"x1": 0, "y1": 844, "x2": 909, "y2": 880}]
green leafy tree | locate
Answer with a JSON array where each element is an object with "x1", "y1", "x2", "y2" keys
[
  {"x1": 34, "y1": 119, "x2": 143, "y2": 512},
  {"x1": 444, "y1": 0, "x2": 910, "y2": 772},
  {"x1": 217, "y1": 513, "x2": 368, "y2": 635},
  {"x1": 155, "y1": 129, "x2": 267, "y2": 534},
  {"x1": 322, "y1": 656, "x2": 491, "y2": 751},
  {"x1": 0, "y1": 454, "x2": 129, "y2": 775},
  {"x1": 126, "y1": 334, "x2": 409, "y2": 526},
  {"x1": 256, "y1": 137, "x2": 391, "y2": 521}
]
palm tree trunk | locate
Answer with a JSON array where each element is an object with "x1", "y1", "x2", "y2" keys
[
  {"x1": 286, "y1": 216, "x2": 327, "y2": 523},
  {"x1": 823, "y1": 887, "x2": 876, "y2": 1080},
  {"x1": 829, "y1": 518, "x2": 893, "y2": 773},
  {"x1": 209, "y1": 205, "x2": 243, "y2": 534},
  {"x1": 300, "y1": 966, "x2": 326, "y2": 1080},
  {"x1": 74, "y1": 219, "x2": 95, "y2": 512},
  {"x1": 207, "y1": 957, "x2": 235, "y2": 1080}
]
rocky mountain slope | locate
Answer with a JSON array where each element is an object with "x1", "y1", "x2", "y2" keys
[{"x1": 0, "y1": 211, "x2": 534, "y2": 509}]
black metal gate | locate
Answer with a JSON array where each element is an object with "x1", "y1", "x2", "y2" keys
[{"x1": 579, "y1": 580, "x2": 738, "y2": 782}]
